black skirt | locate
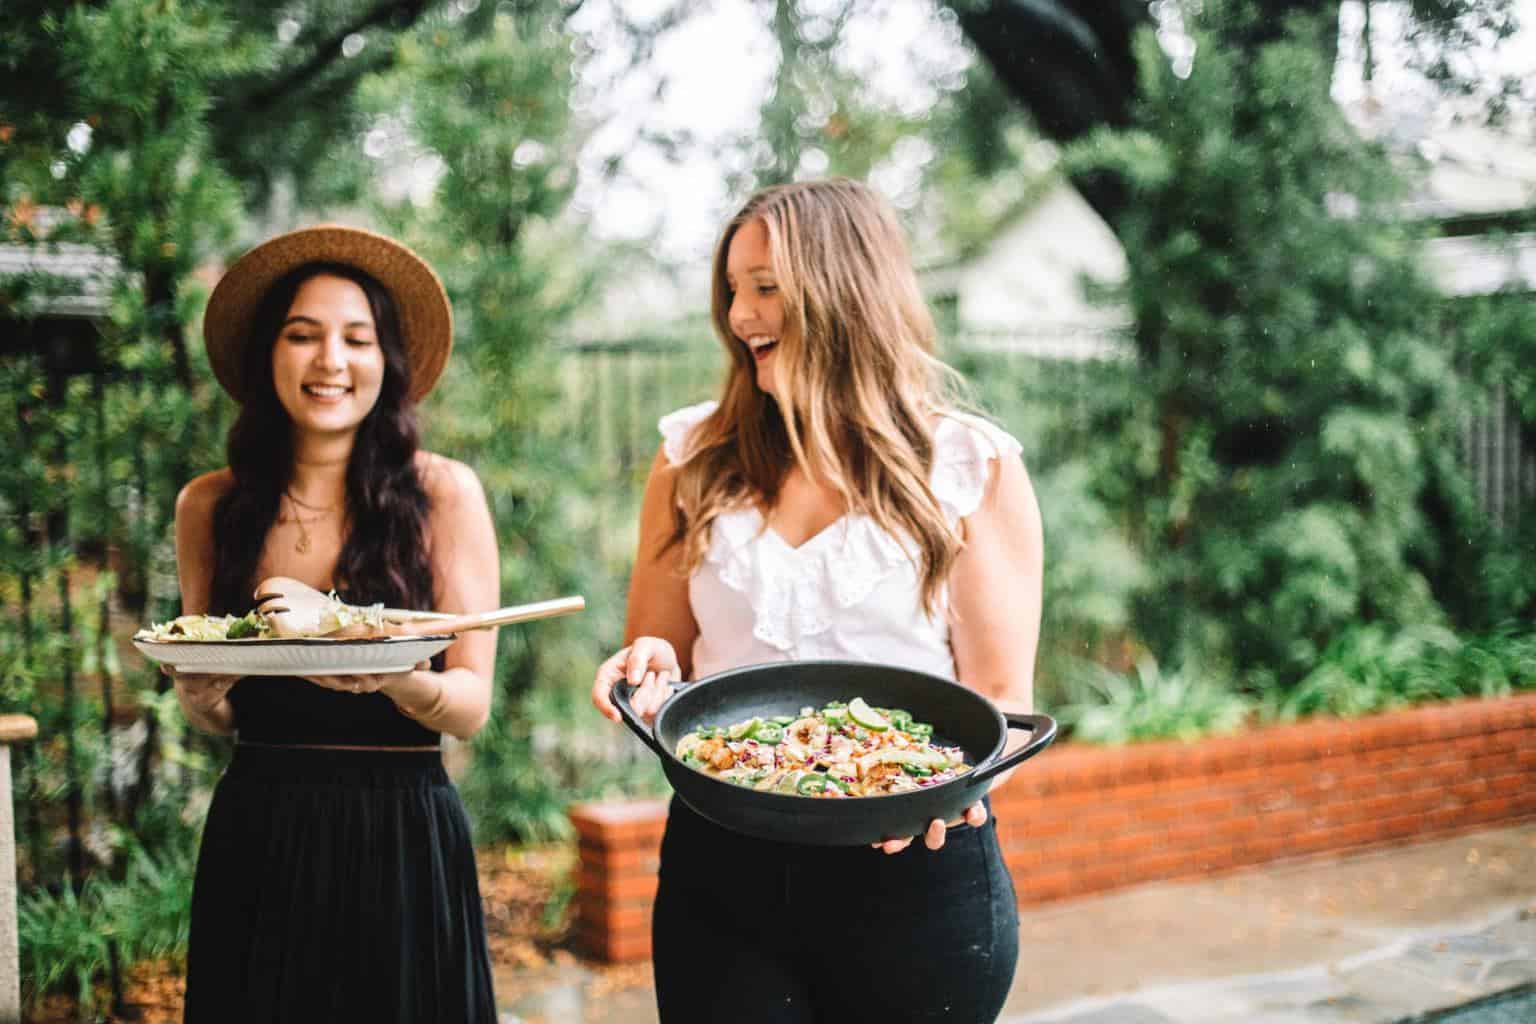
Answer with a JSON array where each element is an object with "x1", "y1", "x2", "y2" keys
[
  {"x1": 652, "y1": 797, "x2": 1019, "y2": 1023},
  {"x1": 184, "y1": 746, "x2": 496, "y2": 1023}
]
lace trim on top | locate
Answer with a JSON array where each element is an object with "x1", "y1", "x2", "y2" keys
[
  {"x1": 658, "y1": 402, "x2": 1022, "y2": 652},
  {"x1": 704, "y1": 508, "x2": 914, "y2": 651}
]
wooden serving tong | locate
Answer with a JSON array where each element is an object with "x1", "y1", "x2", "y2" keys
[{"x1": 254, "y1": 576, "x2": 584, "y2": 638}]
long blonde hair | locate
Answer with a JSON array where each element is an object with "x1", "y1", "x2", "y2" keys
[{"x1": 669, "y1": 178, "x2": 968, "y2": 614}]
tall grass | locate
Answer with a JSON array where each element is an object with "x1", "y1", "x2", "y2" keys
[{"x1": 19, "y1": 843, "x2": 196, "y2": 1011}]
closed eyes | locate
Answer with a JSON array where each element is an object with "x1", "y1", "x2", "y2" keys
[{"x1": 283, "y1": 332, "x2": 374, "y2": 346}]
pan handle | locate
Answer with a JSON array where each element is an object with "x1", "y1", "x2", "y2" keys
[
  {"x1": 968, "y1": 712, "x2": 1058, "y2": 785},
  {"x1": 609, "y1": 679, "x2": 667, "y2": 758}
]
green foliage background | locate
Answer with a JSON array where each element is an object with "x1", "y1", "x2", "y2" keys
[
  {"x1": 3, "y1": 0, "x2": 1536, "y2": 1008},
  {"x1": 1066, "y1": 1, "x2": 1534, "y2": 694}
]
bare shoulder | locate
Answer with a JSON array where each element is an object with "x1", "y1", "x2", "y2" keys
[
  {"x1": 649, "y1": 441, "x2": 679, "y2": 478},
  {"x1": 175, "y1": 468, "x2": 235, "y2": 521},
  {"x1": 641, "y1": 442, "x2": 684, "y2": 508},
  {"x1": 417, "y1": 451, "x2": 485, "y2": 500},
  {"x1": 416, "y1": 451, "x2": 489, "y2": 521}
]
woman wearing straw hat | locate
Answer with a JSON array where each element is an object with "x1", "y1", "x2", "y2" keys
[{"x1": 169, "y1": 225, "x2": 499, "y2": 1020}]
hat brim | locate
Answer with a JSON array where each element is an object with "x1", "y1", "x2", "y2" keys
[{"x1": 202, "y1": 224, "x2": 452, "y2": 404}]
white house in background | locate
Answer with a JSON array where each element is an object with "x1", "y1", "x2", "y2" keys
[
  {"x1": 0, "y1": 224, "x2": 118, "y2": 320},
  {"x1": 921, "y1": 102, "x2": 1536, "y2": 358},
  {"x1": 0, "y1": 210, "x2": 120, "y2": 373},
  {"x1": 1383, "y1": 108, "x2": 1536, "y2": 296},
  {"x1": 920, "y1": 180, "x2": 1130, "y2": 360}
]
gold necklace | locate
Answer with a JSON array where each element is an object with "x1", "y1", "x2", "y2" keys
[{"x1": 282, "y1": 491, "x2": 337, "y2": 555}]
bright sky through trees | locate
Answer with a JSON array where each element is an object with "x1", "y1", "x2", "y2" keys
[{"x1": 561, "y1": 0, "x2": 1534, "y2": 265}]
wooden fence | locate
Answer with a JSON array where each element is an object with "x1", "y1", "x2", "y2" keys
[
  {"x1": 556, "y1": 332, "x2": 1534, "y2": 539},
  {"x1": 552, "y1": 332, "x2": 1127, "y2": 527},
  {"x1": 1463, "y1": 381, "x2": 1536, "y2": 534}
]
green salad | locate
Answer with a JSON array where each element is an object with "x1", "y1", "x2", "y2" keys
[
  {"x1": 135, "y1": 611, "x2": 270, "y2": 641},
  {"x1": 676, "y1": 697, "x2": 970, "y2": 797},
  {"x1": 136, "y1": 591, "x2": 387, "y2": 641}
]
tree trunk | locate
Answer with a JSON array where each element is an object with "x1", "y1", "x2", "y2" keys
[{"x1": 951, "y1": 0, "x2": 1344, "y2": 230}]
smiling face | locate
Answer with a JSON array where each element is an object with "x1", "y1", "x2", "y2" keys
[
  {"x1": 270, "y1": 273, "x2": 385, "y2": 437},
  {"x1": 725, "y1": 218, "x2": 787, "y2": 396}
]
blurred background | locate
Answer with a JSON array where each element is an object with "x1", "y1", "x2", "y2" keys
[{"x1": 2, "y1": 0, "x2": 1534, "y2": 1017}]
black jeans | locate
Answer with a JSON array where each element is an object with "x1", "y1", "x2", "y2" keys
[{"x1": 652, "y1": 797, "x2": 1019, "y2": 1023}]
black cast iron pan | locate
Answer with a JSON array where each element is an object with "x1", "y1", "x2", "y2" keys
[{"x1": 612, "y1": 659, "x2": 1056, "y2": 846}]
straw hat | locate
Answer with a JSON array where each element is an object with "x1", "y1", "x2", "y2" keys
[{"x1": 202, "y1": 224, "x2": 452, "y2": 404}]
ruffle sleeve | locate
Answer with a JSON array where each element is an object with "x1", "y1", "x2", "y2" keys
[
  {"x1": 929, "y1": 412, "x2": 1024, "y2": 520},
  {"x1": 657, "y1": 400, "x2": 720, "y2": 467}
]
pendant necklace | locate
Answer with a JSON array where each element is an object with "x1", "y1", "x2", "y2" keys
[{"x1": 283, "y1": 491, "x2": 336, "y2": 555}]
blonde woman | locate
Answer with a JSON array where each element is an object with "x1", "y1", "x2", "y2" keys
[{"x1": 590, "y1": 178, "x2": 1043, "y2": 1023}]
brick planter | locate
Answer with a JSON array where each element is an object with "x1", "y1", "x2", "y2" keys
[{"x1": 569, "y1": 693, "x2": 1536, "y2": 962}]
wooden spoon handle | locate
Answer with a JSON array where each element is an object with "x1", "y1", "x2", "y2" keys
[
  {"x1": 381, "y1": 607, "x2": 457, "y2": 623},
  {"x1": 398, "y1": 596, "x2": 586, "y2": 635}
]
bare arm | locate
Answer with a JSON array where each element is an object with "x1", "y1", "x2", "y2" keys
[
  {"x1": 625, "y1": 446, "x2": 699, "y2": 666},
  {"x1": 381, "y1": 455, "x2": 500, "y2": 740},
  {"x1": 949, "y1": 450, "x2": 1045, "y2": 751},
  {"x1": 171, "y1": 471, "x2": 239, "y2": 735},
  {"x1": 591, "y1": 444, "x2": 698, "y2": 721},
  {"x1": 875, "y1": 449, "x2": 1043, "y2": 855}
]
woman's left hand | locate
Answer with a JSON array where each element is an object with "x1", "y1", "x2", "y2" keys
[
  {"x1": 302, "y1": 662, "x2": 426, "y2": 697},
  {"x1": 873, "y1": 801, "x2": 987, "y2": 855}
]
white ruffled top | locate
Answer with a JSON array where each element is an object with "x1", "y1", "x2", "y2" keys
[{"x1": 658, "y1": 401, "x2": 1023, "y2": 682}]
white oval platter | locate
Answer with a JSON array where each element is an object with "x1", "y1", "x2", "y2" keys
[{"x1": 132, "y1": 635, "x2": 454, "y2": 677}]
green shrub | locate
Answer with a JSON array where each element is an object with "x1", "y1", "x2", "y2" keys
[
  {"x1": 1056, "y1": 656, "x2": 1254, "y2": 745},
  {"x1": 1068, "y1": 0, "x2": 1477, "y2": 692},
  {"x1": 19, "y1": 843, "x2": 196, "y2": 1010},
  {"x1": 19, "y1": 882, "x2": 110, "y2": 1011},
  {"x1": 460, "y1": 682, "x2": 667, "y2": 845},
  {"x1": 1273, "y1": 624, "x2": 1536, "y2": 721}
]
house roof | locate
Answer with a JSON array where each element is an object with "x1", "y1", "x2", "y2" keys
[
  {"x1": 0, "y1": 241, "x2": 119, "y2": 319},
  {"x1": 1343, "y1": 98, "x2": 1536, "y2": 222}
]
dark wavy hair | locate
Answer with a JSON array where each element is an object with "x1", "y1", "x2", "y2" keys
[{"x1": 208, "y1": 262, "x2": 435, "y2": 616}]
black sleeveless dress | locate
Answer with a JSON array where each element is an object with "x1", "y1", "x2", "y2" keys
[{"x1": 183, "y1": 676, "x2": 496, "y2": 1022}]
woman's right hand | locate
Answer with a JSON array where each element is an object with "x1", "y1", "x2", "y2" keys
[
  {"x1": 164, "y1": 666, "x2": 240, "y2": 712},
  {"x1": 591, "y1": 637, "x2": 681, "y2": 724}
]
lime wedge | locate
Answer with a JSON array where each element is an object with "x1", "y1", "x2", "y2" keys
[
  {"x1": 775, "y1": 770, "x2": 805, "y2": 794},
  {"x1": 847, "y1": 697, "x2": 889, "y2": 731},
  {"x1": 728, "y1": 717, "x2": 761, "y2": 741}
]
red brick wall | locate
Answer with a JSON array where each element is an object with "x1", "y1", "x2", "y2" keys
[{"x1": 568, "y1": 693, "x2": 1536, "y2": 962}]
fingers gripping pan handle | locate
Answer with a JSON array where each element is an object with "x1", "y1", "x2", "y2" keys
[
  {"x1": 610, "y1": 679, "x2": 666, "y2": 758},
  {"x1": 969, "y1": 712, "x2": 1058, "y2": 785}
]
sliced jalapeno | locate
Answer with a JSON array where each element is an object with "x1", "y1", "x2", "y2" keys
[
  {"x1": 901, "y1": 762, "x2": 934, "y2": 778},
  {"x1": 796, "y1": 774, "x2": 832, "y2": 795},
  {"x1": 751, "y1": 722, "x2": 785, "y2": 744}
]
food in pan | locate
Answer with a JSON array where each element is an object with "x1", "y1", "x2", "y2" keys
[
  {"x1": 675, "y1": 697, "x2": 970, "y2": 797},
  {"x1": 135, "y1": 593, "x2": 386, "y2": 642}
]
